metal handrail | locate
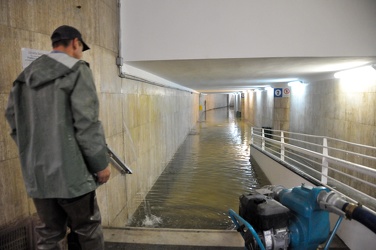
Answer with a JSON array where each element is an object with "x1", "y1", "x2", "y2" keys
[
  {"x1": 254, "y1": 129, "x2": 376, "y2": 160},
  {"x1": 254, "y1": 135, "x2": 376, "y2": 178},
  {"x1": 250, "y1": 127, "x2": 376, "y2": 210}
]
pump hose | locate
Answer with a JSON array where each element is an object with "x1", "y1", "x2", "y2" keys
[
  {"x1": 228, "y1": 209, "x2": 266, "y2": 250},
  {"x1": 343, "y1": 203, "x2": 376, "y2": 234}
]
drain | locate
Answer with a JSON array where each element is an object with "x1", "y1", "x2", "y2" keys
[{"x1": 0, "y1": 219, "x2": 33, "y2": 250}]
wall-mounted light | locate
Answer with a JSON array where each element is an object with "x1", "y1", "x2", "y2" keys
[
  {"x1": 334, "y1": 65, "x2": 376, "y2": 80},
  {"x1": 288, "y1": 80, "x2": 305, "y2": 87},
  {"x1": 288, "y1": 80, "x2": 308, "y2": 95},
  {"x1": 265, "y1": 86, "x2": 273, "y2": 91}
]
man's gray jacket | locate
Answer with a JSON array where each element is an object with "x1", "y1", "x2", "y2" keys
[{"x1": 5, "y1": 52, "x2": 109, "y2": 198}]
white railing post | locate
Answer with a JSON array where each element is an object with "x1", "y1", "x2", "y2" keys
[
  {"x1": 262, "y1": 128, "x2": 265, "y2": 150},
  {"x1": 281, "y1": 131, "x2": 285, "y2": 161},
  {"x1": 321, "y1": 138, "x2": 328, "y2": 184}
]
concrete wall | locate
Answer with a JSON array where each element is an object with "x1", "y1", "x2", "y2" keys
[
  {"x1": 243, "y1": 77, "x2": 376, "y2": 196},
  {"x1": 244, "y1": 77, "x2": 376, "y2": 145},
  {"x1": 290, "y1": 78, "x2": 376, "y2": 145},
  {"x1": 0, "y1": 0, "x2": 199, "y2": 230},
  {"x1": 290, "y1": 78, "x2": 376, "y2": 196},
  {"x1": 103, "y1": 79, "x2": 199, "y2": 227},
  {"x1": 273, "y1": 95, "x2": 290, "y2": 132}
]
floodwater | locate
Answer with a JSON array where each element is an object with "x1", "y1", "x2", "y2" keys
[{"x1": 128, "y1": 107, "x2": 270, "y2": 229}]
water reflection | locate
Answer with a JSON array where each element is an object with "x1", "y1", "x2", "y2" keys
[{"x1": 128, "y1": 108, "x2": 270, "y2": 229}]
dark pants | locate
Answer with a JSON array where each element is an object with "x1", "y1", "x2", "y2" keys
[{"x1": 33, "y1": 191, "x2": 104, "y2": 250}]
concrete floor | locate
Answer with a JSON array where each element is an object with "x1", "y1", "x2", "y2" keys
[
  {"x1": 104, "y1": 227, "x2": 244, "y2": 249},
  {"x1": 104, "y1": 227, "x2": 349, "y2": 250}
]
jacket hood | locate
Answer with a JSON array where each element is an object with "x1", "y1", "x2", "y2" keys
[{"x1": 19, "y1": 53, "x2": 80, "y2": 88}]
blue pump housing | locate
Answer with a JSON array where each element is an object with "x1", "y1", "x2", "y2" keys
[{"x1": 277, "y1": 185, "x2": 330, "y2": 250}]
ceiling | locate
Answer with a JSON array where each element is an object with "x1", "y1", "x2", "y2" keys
[{"x1": 126, "y1": 56, "x2": 376, "y2": 93}]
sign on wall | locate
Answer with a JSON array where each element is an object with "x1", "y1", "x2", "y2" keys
[
  {"x1": 274, "y1": 87, "x2": 291, "y2": 98},
  {"x1": 21, "y1": 48, "x2": 49, "y2": 69}
]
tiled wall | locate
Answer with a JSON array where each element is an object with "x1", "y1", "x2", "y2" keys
[{"x1": 0, "y1": 0, "x2": 199, "y2": 228}]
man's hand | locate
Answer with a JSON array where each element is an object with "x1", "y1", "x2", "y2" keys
[{"x1": 96, "y1": 165, "x2": 111, "y2": 184}]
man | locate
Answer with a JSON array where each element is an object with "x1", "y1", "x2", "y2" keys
[{"x1": 5, "y1": 25, "x2": 111, "y2": 249}]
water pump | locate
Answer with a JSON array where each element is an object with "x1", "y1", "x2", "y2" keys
[
  {"x1": 238, "y1": 188, "x2": 291, "y2": 250},
  {"x1": 229, "y1": 184, "x2": 376, "y2": 250}
]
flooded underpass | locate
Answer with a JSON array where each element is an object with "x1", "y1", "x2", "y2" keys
[{"x1": 128, "y1": 107, "x2": 270, "y2": 229}]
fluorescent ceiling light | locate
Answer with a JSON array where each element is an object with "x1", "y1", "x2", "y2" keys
[{"x1": 334, "y1": 65, "x2": 376, "y2": 79}]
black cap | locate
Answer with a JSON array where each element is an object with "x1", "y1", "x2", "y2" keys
[{"x1": 51, "y1": 25, "x2": 90, "y2": 51}]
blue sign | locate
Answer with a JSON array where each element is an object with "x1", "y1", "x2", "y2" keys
[{"x1": 274, "y1": 88, "x2": 283, "y2": 97}]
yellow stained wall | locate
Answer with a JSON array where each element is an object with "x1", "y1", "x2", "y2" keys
[{"x1": 0, "y1": 0, "x2": 199, "y2": 228}]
